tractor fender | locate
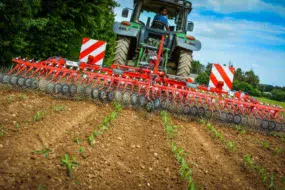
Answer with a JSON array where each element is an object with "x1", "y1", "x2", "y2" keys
[
  {"x1": 113, "y1": 22, "x2": 140, "y2": 40},
  {"x1": 175, "y1": 38, "x2": 201, "y2": 51}
]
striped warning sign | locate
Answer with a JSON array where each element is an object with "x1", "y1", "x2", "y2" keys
[
  {"x1": 79, "y1": 38, "x2": 107, "y2": 65},
  {"x1": 209, "y1": 64, "x2": 235, "y2": 91}
]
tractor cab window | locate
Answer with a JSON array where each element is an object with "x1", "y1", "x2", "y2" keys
[{"x1": 138, "y1": 10, "x2": 183, "y2": 32}]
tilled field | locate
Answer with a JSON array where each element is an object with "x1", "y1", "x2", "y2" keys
[{"x1": 0, "y1": 86, "x2": 284, "y2": 190}]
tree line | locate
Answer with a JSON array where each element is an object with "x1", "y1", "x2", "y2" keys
[
  {"x1": 1, "y1": 0, "x2": 118, "y2": 67},
  {"x1": 193, "y1": 61, "x2": 285, "y2": 102}
]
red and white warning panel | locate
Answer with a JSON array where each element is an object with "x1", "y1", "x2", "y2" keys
[
  {"x1": 209, "y1": 64, "x2": 235, "y2": 91},
  {"x1": 79, "y1": 37, "x2": 107, "y2": 65}
]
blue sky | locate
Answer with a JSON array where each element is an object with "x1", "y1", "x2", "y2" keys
[{"x1": 114, "y1": 0, "x2": 285, "y2": 86}]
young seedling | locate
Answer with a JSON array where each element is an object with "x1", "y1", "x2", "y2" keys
[
  {"x1": 7, "y1": 95, "x2": 15, "y2": 103},
  {"x1": 52, "y1": 105, "x2": 66, "y2": 112},
  {"x1": 38, "y1": 184, "x2": 47, "y2": 190},
  {"x1": 269, "y1": 173, "x2": 275, "y2": 189},
  {"x1": 114, "y1": 103, "x2": 122, "y2": 111},
  {"x1": 172, "y1": 143, "x2": 196, "y2": 189},
  {"x1": 274, "y1": 146, "x2": 281, "y2": 156},
  {"x1": 15, "y1": 122, "x2": 20, "y2": 130},
  {"x1": 226, "y1": 141, "x2": 236, "y2": 152},
  {"x1": 88, "y1": 134, "x2": 95, "y2": 145},
  {"x1": 73, "y1": 137, "x2": 81, "y2": 145},
  {"x1": 199, "y1": 118, "x2": 206, "y2": 125},
  {"x1": 236, "y1": 125, "x2": 246, "y2": 135},
  {"x1": 21, "y1": 93, "x2": 28, "y2": 100},
  {"x1": 33, "y1": 145, "x2": 51, "y2": 157},
  {"x1": 165, "y1": 124, "x2": 177, "y2": 138},
  {"x1": 0, "y1": 125, "x2": 7, "y2": 136},
  {"x1": 79, "y1": 146, "x2": 85, "y2": 158},
  {"x1": 61, "y1": 154, "x2": 78, "y2": 178},
  {"x1": 243, "y1": 154, "x2": 254, "y2": 168},
  {"x1": 262, "y1": 141, "x2": 270, "y2": 149},
  {"x1": 34, "y1": 111, "x2": 45, "y2": 121}
]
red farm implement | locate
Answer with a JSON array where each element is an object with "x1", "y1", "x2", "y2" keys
[{"x1": 0, "y1": 35, "x2": 284, "y2": 132}]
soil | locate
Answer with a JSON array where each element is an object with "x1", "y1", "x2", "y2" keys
[{"x1": 0, "y1": 86, "x2": 284, "y2": 190}]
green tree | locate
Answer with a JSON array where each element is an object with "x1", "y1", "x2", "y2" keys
[
  {"x1": 191, "y1": 60, "x2": 204, "y2": 74},
  {"x1": 196, "y1": 72, "x2": 209, "y2": 85},
  {"x1": 1, "y1": 0, "x2": 118, "y2": 67},
  {"x1": 244, "y1": 70, "x2": 259, "y2": 88},
  {"x1": 205, "y1": 63, "x2": 212, "y2": 76},
  {"x1": 233, "y1": 80, "x2": 261, "y2": 97},
  {"x1": 234, "y1": 68, "x2": 244, "y2": 81},
  {"x1": 271, "y1": 89, "x2": 285, "y2": 101}
]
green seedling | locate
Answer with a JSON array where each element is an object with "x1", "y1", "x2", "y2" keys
[
  {"x1": 114, "y1": 103, "x2": 122, "y2": 111},
  {"x1": 88, "y1": 134, "x2": 95, "y2": 145},
  {"x1": 21, "y1": 93, "x2": 28, "y2": 100},
  {"x1": 243, "y1": 154, "x2": 253, "y2": 168},
  {"x1": 33, "y1": 145, "x2": 51, "y2": 157},
  {"x1": 15, "y1": 122, "x2": 20, "y2": 130},
  {"x1": 7, "y1": 95, "x2": 15, "y2": 103},
  {"x1": 61, "y1": 154, "x2": 78, "y2": 178},
  {"x1": 0, "y1": 125, "x2": 7, "y2": 136},
  {"x1": 199, "y1": 118, "x2": 206, "y2": 125},
  {"x1": 99, "y1": 124, "x2": 107, "y2": 133},
  {"x1": 38, "y1": 184, "x2": 47, "y2": 190},
  {"x1": 269, "y1": 173, "x2": 275, "y2": 189},
  {"x1": 172, "y1": 143, "x2": 196, "y2": 189},
  {"x1": 206, "y1": 123, "x2": 213, "y2": 130},
  {"x1": 214, "y1": 131, "x2": 221, "y2": 139},
  {"x1": 165, "y1": 124, "x2": 177, "y2": 138},
  {"x1": 73, "y1": 137, "x2": 81, "y2": 145},
  {"x1": 262, "y1": 171, "x2": 268, "y2": 183},
  {"x1": 34, "y1": 111, "x2": 45, "y2": 121},
  {"x1": 262, "y1": 141, "x2": 270, "y2": 149},
  {"x1": 109, "y1": 111, "x2": 117, "y2": 122},
  {"x1": 220, "y1": 133, "x2": 225, "y2": 142},
  {"x1": 74, "y1": 180, "x2": 80, "y2": 185},
  {"x1": 226, "y1": 141, "x2": 235, "y2": 152},
  {"x1": 102, "y1": 116, "x2": 110, "y2": 126},
  {"x1": 171, "y1": 142, "x2": 177, "y2": 153},
  {"x1": 93, "y1": 130, "x2": 101, "y2": 137},
  {"x1": 256, "y1": 166, "x2": 265, "y2": 175},
  {"x1": 274, "y1": 146, "x2": 281, "y2": 156},
  {"x1": 79, "y1": 146, "x2": 85, "y2": 158},
  {"x1": 52, "y1": 105, "x2": 66, "y2": 112},
  {"x1": 236, "y1": 125, "x2": 246, "y2": 135},
  {"x1": 188, "y1": 180, "x2": 195, "y2": 190}
]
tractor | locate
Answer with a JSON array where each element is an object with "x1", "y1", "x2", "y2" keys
[{"x1": 112, "y1": 0, "x2": 201, "y2": 77}]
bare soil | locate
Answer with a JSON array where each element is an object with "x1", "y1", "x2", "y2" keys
[{"x1": 0, "y1": 86, "x2": 284, "y2": 189}]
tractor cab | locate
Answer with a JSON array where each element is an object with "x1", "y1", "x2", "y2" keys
[
  {"x1": 124, "y1": 0, "x2": 193, "y2": 32},
  {"x1": 113, "y1": 0, "x2": 201, "y2": 77}
]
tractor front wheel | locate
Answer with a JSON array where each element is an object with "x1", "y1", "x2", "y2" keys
[
  {"x1": 177, "y1": 50, "x2": 193, "y2": 77},
  {"x1": 113, "y1": 36, "x2": 130, "y2": 65}
]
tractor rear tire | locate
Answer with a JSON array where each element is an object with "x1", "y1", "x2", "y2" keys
[
  {"x1": 113, "y1": 37, "x2": 130, "y2": 65},
  {"x1": 177, "y1": 50, "x2": 192, "y2": 77}
]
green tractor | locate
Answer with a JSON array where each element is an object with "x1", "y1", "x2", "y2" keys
[{"x1": 112, "y1": 0, "x2": 201, "y2": 77}]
